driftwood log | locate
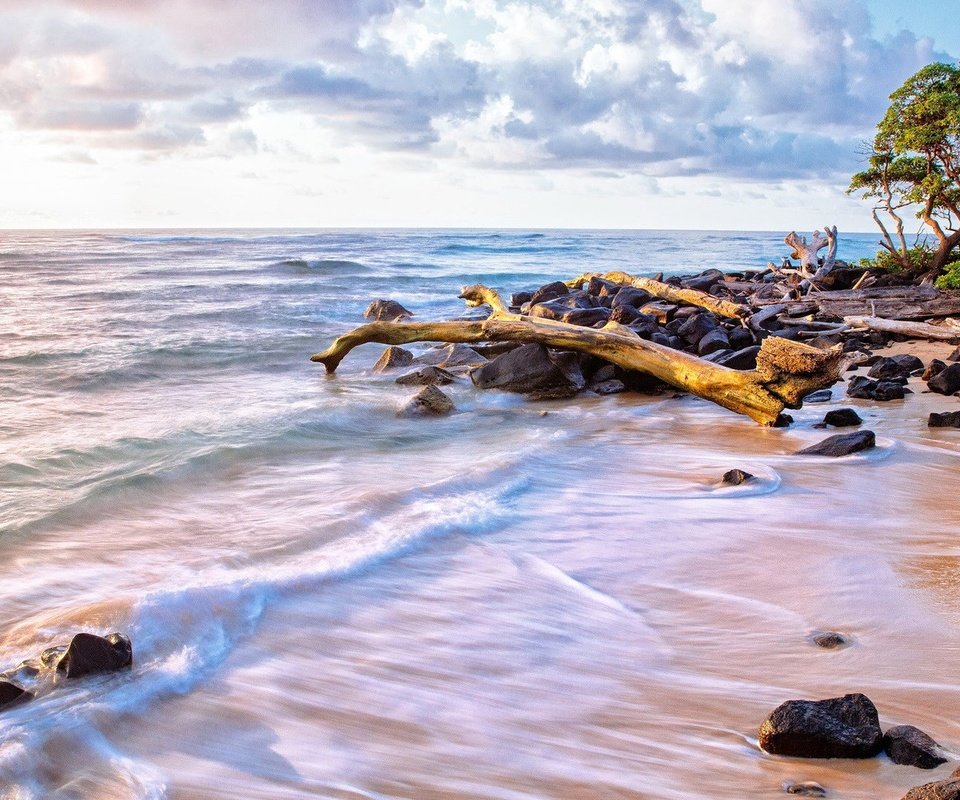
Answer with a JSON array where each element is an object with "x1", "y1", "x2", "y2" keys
[
  {"x1": 312, "y1": 282, "x2": 845, "y2": 426},
  {"x1": 753, "y1": 285, "x2": 960, "y2": 320}
]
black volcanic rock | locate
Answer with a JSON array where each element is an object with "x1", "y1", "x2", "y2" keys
[
  {"x1": 758, "y1": 693, "x2": 883, "y2": 758},
  {"x1": 929, "y1": 411, "x2": 960, "y2": 428},
  {"x1": 883, "y1": 725, "x2": 947, "y2": 769},
  {"x1": 823, "y1": 408, "x2": 863, "y2": 428},
  {"x1": 56, "y1": 632, "x2": 133, "y2": 679},
  {"x1": 928, "y1": 363, "x2": 960, "y2": 395},
  {"x1": 796, "y1": 430, "x2": 876, "y2": 457}
]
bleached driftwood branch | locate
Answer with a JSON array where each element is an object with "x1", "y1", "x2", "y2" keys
[{"x1": 312, "y1": 283, "x2": 845, "y2": 426}]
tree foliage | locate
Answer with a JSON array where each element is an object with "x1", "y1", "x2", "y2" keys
[{"x1": 849, "y1": 62, "x2": 960, "y2": 276}]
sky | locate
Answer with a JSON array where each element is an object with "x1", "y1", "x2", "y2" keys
[{"x1": 0, "y1": 0, "x2": 957, "y2": 231}]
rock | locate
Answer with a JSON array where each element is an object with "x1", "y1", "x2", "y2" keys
[
  {"x1": 796, "y1": 430, "x2": 876, "y2": 457},
  {"x1": 924, "y1": 360, "x2": 948, "y2": 381},
  {"x1": 948, "y1": 346, "x2": 960, "y2": 362},
  {"x1": 823, "y1": 408, "x2": 863, "y2": 428},
  {"x1": 56, "y1": 632, "x2": 133, "y2": 679},
  {"x1": 722, "y1": 469, "x2": 754, "y2": 485},
  {"x1": 592, "y1": 379, "x2": 626, "y2": 395},
  {"x1": 609, "y1": 304, "x2": 641, "y2": 324},
  {"x1": 373, "y1": 346, "x2": 414, "y2": 372},
  {"x1": 928, "y1": 363, "x2": 960, "y2": 395},
  {"x1": 783, "y1": 781, "x2": 827, "y2": 796},
  {"x1": 363, "y1": 299, "x2": 412, "y2": 321},
  {"x1": 809, "y1": 631, "x2": 850, "y2": 649},
  {"x1": 400, "y1": 386, "x2": 454, "y2": 417},
  {"x1": 590, "y1": 364, "x2": 617, "y2": 384},
  {"x1": 804, "y1": 389, "x2": 833, "y2": 403},
  {"x1": 681, "y1": 269, "x2": 725, "y2": 291},
  {"x1": 395, "y1": 366, "x2": 456, "y2": 386},
  {"x1": 611, "y1": 287, "x2": 650, "y2": 309},
  {"x1": 529, "y1": 301, "x2": 610, "y2": 327},
  {"x1": 847, "y1": 376, "x2": 905, "y2": 401},
  {"x1": 529, "y1": 280, "x2": 569, "y2": 305},
  {"x1": 587, "y1": 276, "x2": 619, "y2": 297},
  {"x1": 901, "y1": 773, "x2": 960, "y2": 800},
  {"x1": 414, "y1": 343, "x2": 487, "y2": 369},
  {"x1": 715, "y1": 345, "x2": 760, "y2": 370},
  {"x1": 884, "y1": 725, "x2": 947, "y2": 769},
  {"x1": 698, "y1": 327, "x2": 731, "y2": 356},
  {"x1": 509, "y1": 291, "x2": 533, "y2": 307},
  {"x1": 728, "y1": 326, "x2": 756, "y2": 350},
  {"x1": 758, "y1": 693, "x2": 883, "y2": 759},
  {"x1": 929, "y1": 411, "x2": 960, "y2": 428},
  {"x1": 639, "y1": 301, "x2": 676, "y2": 324},
  {"x1": 678, "y1": 313, "x2": 718, "y2": 345},
  {"x1": 470, "y1": 344, "x2": 578, "y2": 394},
  {"x1": 775, "y1": 413, "x2": 794, "y2": 427},
  {"x1": 868, "y1": 355, "x2": 924, "y2": 381},
  {"x1": 0, "y1": 681, "x2": 31, "y2": 710}
]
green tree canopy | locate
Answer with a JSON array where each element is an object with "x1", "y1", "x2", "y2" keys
[{"x1": 849, "y1": 62, "x2": 960, "y2": 277}]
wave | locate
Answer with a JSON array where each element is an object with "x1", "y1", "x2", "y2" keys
[{"x1": 267, "y1": 257, "x2": 373, "y2": 275}]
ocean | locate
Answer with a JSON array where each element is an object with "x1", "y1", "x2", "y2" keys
[{"x1": 2, "y1": 228, "x2": 959, "y2": 799}]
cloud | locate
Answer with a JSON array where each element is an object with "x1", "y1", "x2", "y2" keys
[{"x1": 0, "y1": 0, "x2": 952, "y2": 180}]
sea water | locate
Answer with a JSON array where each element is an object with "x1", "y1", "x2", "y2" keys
[{"x1": 2, "y1": 229, "x2": 959, "y2": 799}]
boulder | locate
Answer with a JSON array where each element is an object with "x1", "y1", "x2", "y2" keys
[
  {"x1": 728, "y1": 326, "x2": 756, "y2": 351},
  {"x1": 884, "y1": 725, "x2": 947, "y2": 769},
  {"x1": 471, "y1": 344, "x2": 579, "y2": 394},
  {"x1": 611, "y1": 287, "x2": 650, "y2": 309},
  {"x1": 609, "y1": 304, "x2": 642, "y2": 325},
  {"x1": 928, "y1": 363, "x2": 960, "y2": 395},
  {"x1": 758, "y1": 693, "x2": 883, "y2": 758},
  {"x1": 796, "y1": 430, "x2": 876, "y2": 457},
  {"x1": 847, "y1": 376, "x2": 905, "y2": 401},
  {"x1": 715, "y1": 345, "x2": 760, "y2": 370},
  {"x1": 698, "y1": 327, "x2": 731, "y2": 356},
  {"x1": 0, "y1": 681, "x2": 31, "y2": 710},
  {"x1": 924, "y1": 360, "x2": 948, "y2": 381},
  {"x1": 721, "y1": 469, "x2": 754, "y2": 486},
  {"x1": 529, "y1": 301, "x2": 610, "y2": 327},
  {"x1": 681, "y1": 269, "x2": 725, "y2": 291},
  {"x1": 901, "y1": 772, "x2": 960, "y2": 800},
  {"x1": 509, "y1": 291, "x2": 532, "y2": 307},
  {"x1": 868, "y1": 355, "x2": 924, "y2": 381},
  {"x1": 823, "y1": 408, "x2": 863, "y2": 428},
  {"x1": 529, "y1": 280, "x2": 569, "y2": 305},
  {"x1": 929, "y1": 411, "x2": 960, "y2": 428},
  {"x1": 639, "y1": 301, "x2": 675, "y2": 323},
  {"x1": 395, "y1": 366, "x2": 456, "y2": 386},
  {"x1": 363, "y1": 299, "x2": 412, "y2": 321},
  {"x1": 56, "y1": 632, "x2": 133, "y2": 679},
  {"x1": 400, "y1": 386, "x2": 454, "y2": 417},
  {"x1": 373, "y1": 346, "x2": 414, "y2": 372},
  {"x1": 678, "y1": 313, "x2": 718, "y2": 345}
]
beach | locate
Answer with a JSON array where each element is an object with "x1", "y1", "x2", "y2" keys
[{"x1": 2, "y1": 228, "x2": 960, "y2": 799}]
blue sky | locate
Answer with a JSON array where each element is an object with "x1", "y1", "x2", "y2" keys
[{"x1": 0, "y1": 0, "x2": 956, "y2": 231}]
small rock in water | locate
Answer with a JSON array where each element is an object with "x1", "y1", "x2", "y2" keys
[
  {"x1": 373, "y1": 346, "x2": 414, "y2": 372},
  {"x1": 363, "y1": 299, "x2": 412, "y2": 321},
  {"x1": 928, "y1": 363, "x2": 960, "y2": 395},
  {"x1": 782, "y1": 780, "x2": 827, "y2": 796},
  {"x1": 868, "y1": 355, "x2": 923, "y2": 381},
  {"x1": 883, "y1": 725, "x2": 948, "y2": 769},
  {"x1": 722, "y1": 469, "x2": 754, "y2": 486},
  {"x1": 774, "y1": 413, "x2": 794, "y2": 427},
  {"x1": 929, "y1": 411, "x2": 960, "y2": 428},
  {"x1": 400, "y1": 386, "x2": 454, "y2": 417},
  {"x1": 758, "y1": 693, "x2": 883, "y2": 758},
  {"x1": 804, "y1": 389, "x2": 833, "y2": 403},
  {"x1": 0, "y1": 681, "x2": 31, "y2": 711},
  {"x1": 809, "y1": 631, "x2": 850, "y2": 649},
  {"x1": 56, "y1": 632, "x2": 133, "y2": 679},
  {"x1": 796, "y1": 430, "x2": 876, "y2": 457},
  {"x1": 592, "y1": 379, "x2": 625, "y2": 395},
  {"x1": 395, "y1": 366, "x2": 456, "y2": 386},
  {"x1": 823, "y1": 409, "x2": 863, "y2": 428},
  {"x1": 847, "y1": 376, "x2": 906, "y2": 401}
]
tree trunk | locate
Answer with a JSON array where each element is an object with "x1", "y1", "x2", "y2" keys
[{"x1": 312, "y1": 285, "x2": 846, "y2": 426}]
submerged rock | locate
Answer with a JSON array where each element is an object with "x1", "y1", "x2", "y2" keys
[
  {"x1": 782, "y1": 781, "x2": 827, "y2": 797},
  {"x1": 758, "y1": 693, "x2": 883, "y2": 759},
  {"x1": 884, "y1": 725, "x2": 948, "y2": 769},
  {"x1": 809, "y1": 630, "x2": 851, "y2": 649},
  {"x1": 804, "y1": 389, "x2": 833, "y2": 403},
  {"x1": 0, "y1": 681, "x2": 31, "y2": 711},
  {"x1": 395, "y1": 366, "x2": 456, "y2": 386},
  {"x1": 56, "y1": 632, "x2": 133, "y2": 679},
  {"x1": 363, "y1": 299, "x2": 412, "y2": 321},
  {"x1": 373, "y1": 346, "x2": 414, "y2": 372},
  {"x1": 591, "y1": 379, "x2": 625, "y2": 395},
  {"x1": 796, "y1": 430, "x2": 876, "y2": 457},
  {"x1": 400, "y1": 386, "x2": 454, "y2": 417},
  {"x1": 721, "y1": 469, "x2": 754, "y2": 486}
]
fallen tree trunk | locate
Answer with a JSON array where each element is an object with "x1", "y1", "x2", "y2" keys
[
  {"x1": 312, "y1": 285, "x2": 845, "y2": 426},
  {"x1": 844, "y1": 316, "x2": 960, "y2": 342},
  {"x1": 754, "y1": 285, "x2": 960, "y2": 320},
  {"x1": 564, "y1": 271, "x2": 750, "y2": 321}
]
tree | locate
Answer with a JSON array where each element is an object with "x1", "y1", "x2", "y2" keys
[{"x1": 849, "y1": 62, "x2": 960, "y2": 277}]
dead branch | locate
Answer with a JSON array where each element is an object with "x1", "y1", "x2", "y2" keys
[
  {"x1": 312, "y1": 285, "x2": 845, "y2": 426},
  {"x1": 843, "y1": 316, "x2": 960, "y2": 342}
]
